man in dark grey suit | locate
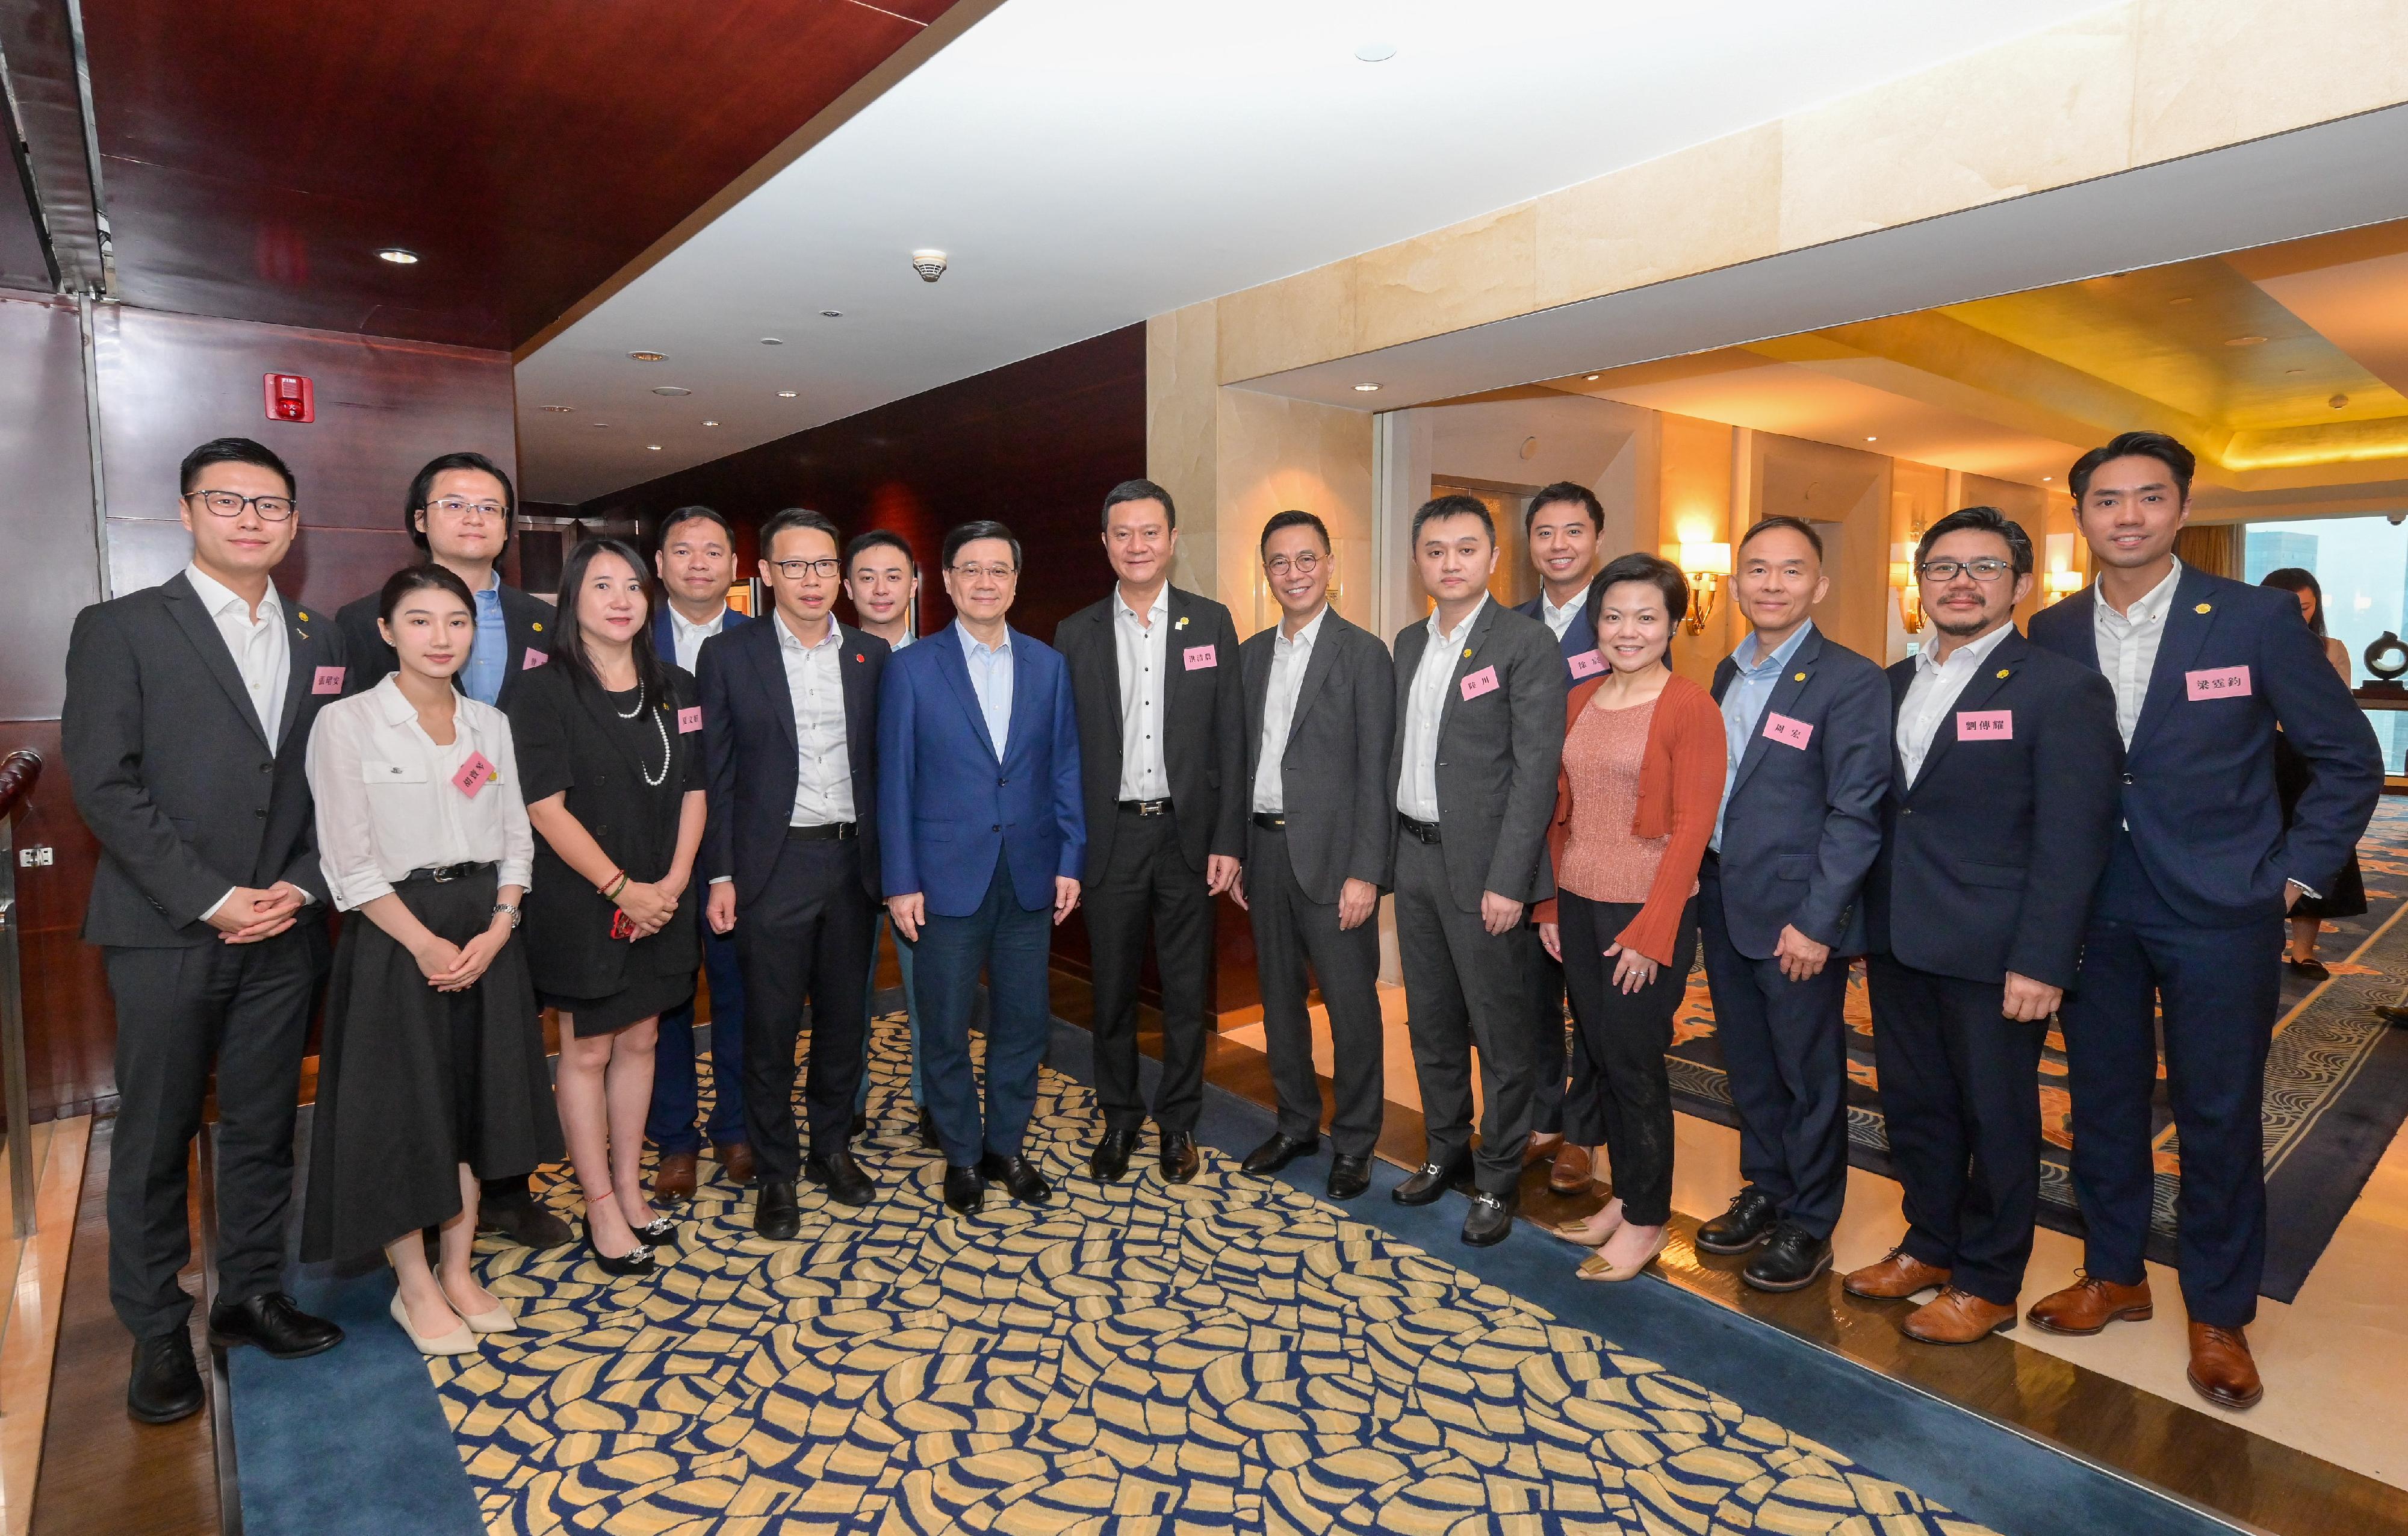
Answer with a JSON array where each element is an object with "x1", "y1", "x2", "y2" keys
[
  {"x1": 1232, "y1": 511, "x2": 1395, "y2": 1201},
  {"x1": 63, "y1": 438, "x2": 346, "y2": 1426},
  {"x1": 1386, "y1": 494, "x2": 1567, "y2": 1245}
]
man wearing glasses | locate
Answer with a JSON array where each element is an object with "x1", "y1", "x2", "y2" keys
[
  {"x1": 64, "y1": 438, "x2": 347, "y2": 1425},
  {"x1": 1848, "y1": 507, "x2": 2120, "y2": 1346},
  {"x1": 878, "y1": 522, "x2": 1085, "y2": 1214}
]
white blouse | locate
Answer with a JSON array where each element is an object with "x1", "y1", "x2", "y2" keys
[{"x1": 306, "y1": 675, "x2": 535, "y2": 912}]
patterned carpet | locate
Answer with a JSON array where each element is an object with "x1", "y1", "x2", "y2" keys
[{"x1": 434, "y1": 1021, "x2": 2004, "y2": 1535}]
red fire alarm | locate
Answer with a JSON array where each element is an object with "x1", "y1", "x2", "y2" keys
[{"x1": 264, "y1": 373, "x2": 314, "y2": 423}]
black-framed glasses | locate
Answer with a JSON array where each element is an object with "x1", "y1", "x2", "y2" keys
[
  {"x1": 768, "y1": 557, "x2": 842, "y2": 580},
  {"x1": 1264, "y1": 552, "x2": 1323, "y2": 576},
  {"x1": 184, "y1": 490, "x2": 296, "y2": 523},
  {"x1": 949, "y1": 562, "x2": 1017, "y2": 580},
  {"x1": 1919, "y1": 558, "x2": 2014, "y2": 583},
  {"x1": 424, "y1": 497, "x2": 506, "y2": 520}
]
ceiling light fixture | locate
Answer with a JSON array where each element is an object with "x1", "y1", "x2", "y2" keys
[
  {"x1": 2332, "y1": 393, "x2": 2351, "y2": 409},
  {"x1": 647, "y1": 444, "x2": 663, "y2": 452},
  {"x1": 2167, "y1": 296, "x2": 2194, "y2": 306},
  {"x1": 703, "y1": 420, "x2": 721, "y2": 427},
  {"x1": 591, "y1": 422, "x2": 610, "y2": 428},
  {"x1": 537, "y1": 405, "x2": 574, "y2": 414},
  {"x1": 820, "y1": 309, "x2": 843, "y2": 318},
  {"x1": 1353, "y1": 382, "x2": 1381, "y2": 393},
  {"x1": 628, "y1": 350, "x2": 666, "y2": 362},
  {"x1": 777, "y1": 390, "x2": 798, "y2": 398},
  {"x1": 1584, "y1": 374, "x2": 1600, "y2": 381},
  {"x1": 1865, "y1": 436, "x2": 1878, "y2": 443},
  {"x1": 2041, "y1": 476, "x2": 2052, "y2": 482},
  {"x1": 651, "y1": 386, "x2": 691, "y2": 396},
  {"x1": 1354, "y1": 42, "x2": 1396, "y2": 62},
  {"x1": 2224, "y1": 335, "x2": 2267, "y2": 346},
  {"x1": 376, "y1": 247, "x2": 419, "y2": 264},
  {"x1": 760, "y1": 337, "x2": 784, "y2": 346}
]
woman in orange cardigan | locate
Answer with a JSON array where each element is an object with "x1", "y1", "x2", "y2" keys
[{"x1": 1536, "y1": 553, "x2": 1728, "y2": 1282}]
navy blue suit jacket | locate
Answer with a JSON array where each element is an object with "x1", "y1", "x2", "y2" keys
[
  {"x1": 1513, "y1": 592, "x2": 1601, "y2": 683},
  {"x1": 878, "y1": 624, "x2": 1085, "y2": 918},
  {"x1": 1709, "y1": 624, "x2": 1891, "y2": 959},
  {"x1": 2028, "y1": 565, "x2": 2382, "y2": 927},
  {"x1": 652, "y1": 602, "x2": 749, "y2": 670}
]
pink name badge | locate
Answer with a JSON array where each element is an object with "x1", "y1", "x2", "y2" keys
[
  {"x1": 452, "y1": 751, "x2": 497, "y2": 798},
  {"x1": 1956, "y1": 709, "x2": 2013, "y2": 741},
  {"x1": 2186, "y1": 664, "x2": 2251, "y2": 701},
  {"x1": 311, "y1": 665, "x2": 344, "y2": 695},
  {"x1": 1568, "y1": 649, "x2": 1606, "y2": 679},
  {"x1": 677, "y1": 706, "x2": 702, "y2": 734},
  {"x1": 1460, "y1": 665, "x2": 1500, "y2": 701},
  {"x1": 1183, "y1": 644, "x2": 1217, "y2": 670},
  {"x1": 523, "y1": 647, "x2": 548, "y2": 670},
  {"x1": 1763, "y1": 712, "x2": 1813, "y2": 750}
]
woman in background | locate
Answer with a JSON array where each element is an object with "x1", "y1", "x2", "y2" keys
[
  {"x1": 2259, "y1": 567, "x2": 2365, "y2": 977},
  {"x1": 303, "y1": 565, "x2": 558, "y2": 1354},
  {"x1": 510, "y1": 538, "x2": 707, "y2": 1275}
]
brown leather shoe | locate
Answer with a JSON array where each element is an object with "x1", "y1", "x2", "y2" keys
[
  {"x1": 1842, "y1": 1246, "x2": 1951, "y2": 1301},
  {"x1": 1547, "y1": 1142, "x2": 1593, "y2": 1195},
  {"x1": 651, "y1": 1151, "x2": 698, "y2": 1206},
  {"x1": 715, "y1": 1141, "x2": 757, "y2": 1186},
  {"x1": 1524, "y1": 1133, "x2": 1564, "y2": 1168},
  {"x1": 1902, "y1": 1287, "x2": 2019, "y2": 1345},
  {"x1": 2026, "y1": 1272, "x2": 2154, "y2": 1335},
  {"x1": 2187, "y1": 1323, "x2": 2264, "y2": 1410}
]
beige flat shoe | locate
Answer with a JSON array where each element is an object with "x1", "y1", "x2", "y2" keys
[
  {"x1": 389, "y1": 1292, "x2": 476, "y2": 1355},
  {"x1": 441, "y1": 1283, "x2": 518, "y2": 1334},
  {"x1": 1554, "y1": 1199, "x2": 1624, "y2": 1248},
  {"x1": 1576, "y1": 1228, "x2": 1669, "y2": 1283}
]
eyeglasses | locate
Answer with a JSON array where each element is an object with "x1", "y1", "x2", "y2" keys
[
  {"x1": 425, "y1": 497, "x2": 507, "y2": 520},
  {"x1": 768, "y1": 557, "x2": 842, "y2": 580},
  {"x1": 1919, "y1": 558, "x2": 2015, "y2": 583},
  {"x1": 1264, "y1": 552, "x2": 1323, "y2": 576},
  {"x1": 950, "y1": 563, "x2": 1017, "y2": 580},
  {"x1": 184, "y1": 490, "x2": 296, "y2": 523}
]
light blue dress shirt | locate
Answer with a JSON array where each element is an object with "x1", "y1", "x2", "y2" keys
[
  {"x1": 958, "y1": 620, "x2": 1013, "y2": 757},
  {"x1": 462, "y1": 571, "x2": 507, "y2": 706},
  {"x1": 1711, "y1": 620, "x2": 1815, "y2": 851}
]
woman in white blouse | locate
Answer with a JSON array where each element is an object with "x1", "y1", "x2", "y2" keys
[{"x1": 301, "y1": 565, "x2": 563, "y2": 1355}]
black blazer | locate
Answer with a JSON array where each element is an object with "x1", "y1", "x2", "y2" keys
[
  {"x1": 63, "y1": 573, "x2": 341, "y2": 947},
  {"x1": 697, "y1": 615, "x2": 888, "y2": 906},
  {"x1": 1865, "y1": 630, "x2": 2121, "y2": 988},
  {"x1": 1239, "y1": 608, "x2": 1395, "y2": 904},
  {"x1": 335, "y1": 581, "x2": 556, "y2": 710},
  {"x1": 1054, "y1": 585, "x2": 1245, "y2": 875},
  {"x1": 506, "y1": 660, "x2": 703, "y2": 1001}
]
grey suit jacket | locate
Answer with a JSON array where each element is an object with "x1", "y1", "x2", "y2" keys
[
  {"x1": 1240, "y1": 608, "x2": 1396, "y2": 904},
  {"x1": 1388, "y1": 598, "x2": 1566, "y2": 912}
]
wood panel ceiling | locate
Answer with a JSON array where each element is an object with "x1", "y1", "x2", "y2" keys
[{"x1": 74, "y1": 0, "x2": 959, "y2": 349}]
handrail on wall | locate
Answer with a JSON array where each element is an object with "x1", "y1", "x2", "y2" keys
[{"x1": 0, "y1": 749, "x2": 45, "y2": 1239}]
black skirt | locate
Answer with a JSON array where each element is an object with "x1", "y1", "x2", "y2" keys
[
  {"x1": 541, "y1": 968, "x2": 695, "y2": 1038},
  {"x1": 302, "y1": 867, "x2": 564, "y2": 1262}
]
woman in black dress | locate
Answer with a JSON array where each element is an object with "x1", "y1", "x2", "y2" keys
[
  {"x1": 510, "y1": 538, "x2": 707, "y2": 1273},
  {"x1": 303, "y1": 565, "x2": 562, "y2": 1353},
  {"x1": 2260, "y1": 567, "x2": 2366, "y2": 977}
]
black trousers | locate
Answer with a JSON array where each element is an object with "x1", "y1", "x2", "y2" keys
[
  {"x1": 104, "y1": 924, "x2": 321, "y2": 1339},
  {"x1": 1527, "y1": 945, "x2": 1583, "y2": 1139},
  {"x1": 1247, "y1": 822, "x2": 1385, "y2": 1157},
  {"x1": 735, "y1": 833, "x2": 876, "y2": 1180},
  {"x1": 1557, "y1": 892, "x2": 1694, "y2": 1227},
  {"x1": 1393, "y1": 832, "x2": 1535, "y2": 1196},
  {"x1": 1085, "y1": 807, "x2": 1212, "y2": 1138},
  {"x1": 1866, "y1": 955, "x2": 2046, "y2": 1306},
  {"x1": 1697, "y1": 860, "x2": 1851, "y2": 1240}
]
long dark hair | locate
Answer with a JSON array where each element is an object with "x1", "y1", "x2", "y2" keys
[
  {"x1": 553, "y1": 536, "x2": 669, "y2": 699},
  {"x1": 2259, "y1": 567, "x2": 2327, "y2": 638}
]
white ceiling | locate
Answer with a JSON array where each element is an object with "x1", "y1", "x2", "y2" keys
[{"x1": 514, "y1": 0, "x2": 2117, "y2": 502}]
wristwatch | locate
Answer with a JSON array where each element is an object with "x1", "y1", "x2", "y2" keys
[{"x1": 492, "y1": 902, "x2": 521, "y2": 928}]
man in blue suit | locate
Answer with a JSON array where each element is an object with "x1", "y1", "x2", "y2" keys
[
  {"x1": 879, "y1": 520, "x2": 1085, "y2": 1216},
  {"x1": 647, "y1": 505, "x2": 753, "y2": 1204},
  {"x1": 2026, "y1": 432, "x2": 2380, "y2": 1410},
  {"x1": 1513, "y1": 482, "x2": 1606, "y2": 1196},
  {"x1": 1694, "y1": 515, "x2": 1892, "y2": 1293}
]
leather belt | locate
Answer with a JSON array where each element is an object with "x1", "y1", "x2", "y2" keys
[
  {"x1": 1397, "y1": 814, "x2": 1441, "y2": 844},
  {"x1": 786, "y1": 822, "x2": 857, "y2": 841},
  {"x1": 403, "y1": 861, "x2": 492, "y2": 884},
  {"x1": 1252, "y1": 812, "x2": 1286, "y2": 830},
  {"x1": 1117, "y1": 798, "x2": 1173, "y2": 816}
]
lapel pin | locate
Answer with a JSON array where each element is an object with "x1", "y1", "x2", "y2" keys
[
  {"x1": 1176, "y1": 615, "x2": 1190, "y2": 631},
  {"x1": 533, "y1": 621, "x2": 545, "y2": 632},
  {"x1": 1793, "y1": 671, "x2": 1806, "y2": 682},
  {"x1": 1463, "y1": 647, "x2": 1473, "y2": 658},
  {"x1": 854, "y1": 652, "x2": 864, "y2": 663},
  {"x1": 1997, "y1": 668, "x2": 2011, "y2": 679},
  {"x1": 297, "y1": 611, "x2": 309, "y2": 622},
  {"x1": 2194, "y1": 603, "x2": 2211, "y2": 614}
]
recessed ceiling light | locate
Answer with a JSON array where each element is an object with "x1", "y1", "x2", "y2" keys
[
  {"x1": 651, "y1": 386, "x2": 692, "y2": 396},
  {"x1": 591, "y1": 422, "x2": 610, "y2": 428},
  {"x1": 760, "y1": 337, "x2": 784, "y2": 346},
  {"x1": 1353, "y1": 382, "x2": 1382, "y2": 393},
  {"x1": 2167, "y1": 296, "x2": 2194, "y2": 306},
  {"x1": 376, "y1": 247, "x2": 418, "y2": 264},
  {"x1": 2224, "y1": 334, "x2": 2267, "y2": 346},
  {"x1": 777, "y1": 390, "x2": 798, "y2": 398},
  {"x1": 1584, "y1": 374, "x2": 1600, "y2": 381},
  {"x1": 820, "y1": 309, "x2": 843, "y2": 319},
  {"x1": 2286, "y1": 367, "x2": 2306, "y2": 375},
  {"x1": 537, "y1": 405, "x2": 574, "y2": 414},
  {"x1": 1865, "y1": 435, "x2": 1878, "y2": 442},
  {"x1": 2041, "y1": 476, "x2": 2052, "y2": 482},
  {"x1": 628, "y1": 350, "x2": 666, "y2": 361},
  {"x1": 647, "y1": 444, "x2": 663, "y2": 452},
  {"x1": 2332, "y1": 393, "x2": 2350, "y2": 409},
  {"x1": 1354, "y1": 42, "x2": 1396, "y2": 61},
  {"x1": 703, "y1": 420, "x2": 721, "y2": 427}
]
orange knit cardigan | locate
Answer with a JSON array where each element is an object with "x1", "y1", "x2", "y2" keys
[{"x1": 1533, "y1": 670, "x2": 1728, "y2": 966}]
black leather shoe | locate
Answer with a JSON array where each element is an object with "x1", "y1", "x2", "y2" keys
[
  {"x1": 1327, "y1": 1153, "x2": 1371, "y2": 1201},
  {"x1": 208, "y1": 1292, "x2": 344, "y2": 1360},
  {"x1": 918, "y1": 1106, "x2": 941, "y2": 1151},
  {"x1": 1743, "y1": 1224, "x2": 1834, "y2": 1293},
  {"x1": 943, "y1": 1163, "x2": 987, "y2": 1214},
  {"x1": 1090, "y1": 1125, "x2": 1140, "y2": 1182},
  {"x1": 127, "y1": 1330, "x2": 204, "y2": 1424},
  {"x1": 1159, "y1": 1131, "x2": 1201, "y2": 1184},
  {"x1": 979, "y1": 1152, "x2": 1054, "y2": 1205},
  {"x1": 479, "y1": 1192, "x2": 574, "y2": 1249},
  {"x1": 1462, "y1": 1190, "x2": 1516, "y2": 1246},
  {"x1": 754, "y1": 1180, "x2": 801, "y2": 1239},
  {"x1": 1241, "y1": 1132, "x2": 1318, "y2": 1178},
  {"x1": 1695, "y1": 1187, "x2": 1779, "y2": 1255},
  {"x1": 804, "y1": 1147, "x2": 877, "y2": 1208},
  {"x1": 1392, "y1": 1156, "x2": 1473, "y2": 1206}
]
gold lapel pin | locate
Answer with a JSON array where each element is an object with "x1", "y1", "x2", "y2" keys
[
  {"x1": 1997, "y1": 668, "x2": 2011, "y2": 678},
  {"x1": 533, "y1": 621, "x2": 545, "y2": 631},
  {"x1": 2194, "y1": 603, "x2": 2211, "y2": 614},
  {"x1": 1463, "y1": 647, "x2": 1473, "y2": 658},
  {"x1": 297, "y1": 611, "x2": 309, "y2": 622},
  {"x1": 1176, "y1": 615, "x2": 1190, "y2": 630},
  {"x1": 1793, "y1": 671, "x2": 1806, "y2": 682}
]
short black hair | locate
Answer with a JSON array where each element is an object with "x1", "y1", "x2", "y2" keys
[
  {"x1": 1411, "y1": 494, "x2": 1494, "y2": 546},
  {"x1": 2260, "y1": 567, "x2": 2327, "y2": 639},
  {"x1": 657, "y1": 504, "x2": 734, "y2": 548},
  {"x1": 943, "y1": 519, "x2": 1022, "y2": 571},
  {"x1": 1259, "y1": 509, "x2": 1329, "y2": 556},
  {"x1": 1590, "y1": 552, "x2": 1690, "y2": 631},
  {"x1": 845, "y1": 527, "x2": 917, "y2": 573},
  {"x1": 1916, "y1": 506, "x2": 2034, "y2": 576},
  {"x1": 181, "y1": 437, "x2": 294, "y2": 499},
  {"x1": 1102, "y1": 477, "x2": 1176, "y2": 530},
  {"x1": 376, "y1": 562, "x2": 476, "y2": 625},
  {"x1": 1525, "y1": 481, "x2": 1603, "y2": 534},
  {"x1": 1737, "y1": 514, "x2": 1823, "y2": 561},
  {"x1": 405, "y1": 451, "x2": 514, "y2": 556},
  {"x1": 760, "y1": 506, "x2": 841, "y2": 560},
  {"x1": 2070, "y1": 431, "x2": 2195, "y2": 502}
]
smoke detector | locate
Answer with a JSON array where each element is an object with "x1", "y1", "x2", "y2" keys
[{"x1": 911, "y1": 249, "x2": 948, "y2": 283}]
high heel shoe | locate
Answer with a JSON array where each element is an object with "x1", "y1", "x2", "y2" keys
[
  {"x1": 389, "y1": 1292, "x2": 476, "y2": 1355},
  {"x1": 628, "y1": 1213, "x2": 677, "y2": 1246},
  {"x1": 439, "y1": 1281, "x2": 518, "y2": 1335},
  {"x1": 1577, "y1": 1227, "x2": 1669, "y2": 1283},
  {"x1": 1554, "y1": 1202, "x2": 1625, "y2": 1248},
  {"x1": 580, "y1": 1216, "x2": 655, "y2": 1277}
]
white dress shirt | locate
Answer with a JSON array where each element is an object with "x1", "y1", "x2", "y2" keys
[
  {"x1": 1252, "y1": 605, "x2": 1329, "y2": 815},
  {"x1": 2093, "y1": 558, "x2": 2182, "y2": 748},
  {"x1": 1541, "y1": 586, "x2": 1586, "y2": 641},
  {"x1": 1895, "y1": 622, "x2": 2016, "y2": 786},
  {"x1": 1396, "y1": 594, "x2": 1487, "y2": 822},
  {"x1": 778, "y1": 613, "x2": 857, "y2": 826},
  {"x1": 1114, "y1": 584, "x2": 1171, "y2": 800},
  {"x1": 305, "y1": 676, "x2": 534, "y2": 912},
  {"x1": 666, "y1": 603, "x2": 728, "y2": 674},
  {"x1": 960, "y1": 621, "x2": 1013, "y2": 756},
  {"x1": 185, "y1": 562, "x2": 288, "y2": 744}
]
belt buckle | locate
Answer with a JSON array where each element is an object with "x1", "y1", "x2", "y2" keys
[{"x1": 429, "y1": 864, "x2": 456, "y2": 883}]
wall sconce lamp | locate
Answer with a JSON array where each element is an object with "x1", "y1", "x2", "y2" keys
[
  {"x1": 1677, "y1": 541, "x2": 1732, "y2": 635},
  {"x1": 2044, "y1": 568, "x2": 2085, "y2": 598},
  {"x1": 1890, "y1": 542, "x2": 1924, "y2": 635},
  {"x1": 2044, "y1": 532, "x2": 2084, "y2": 599}
]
